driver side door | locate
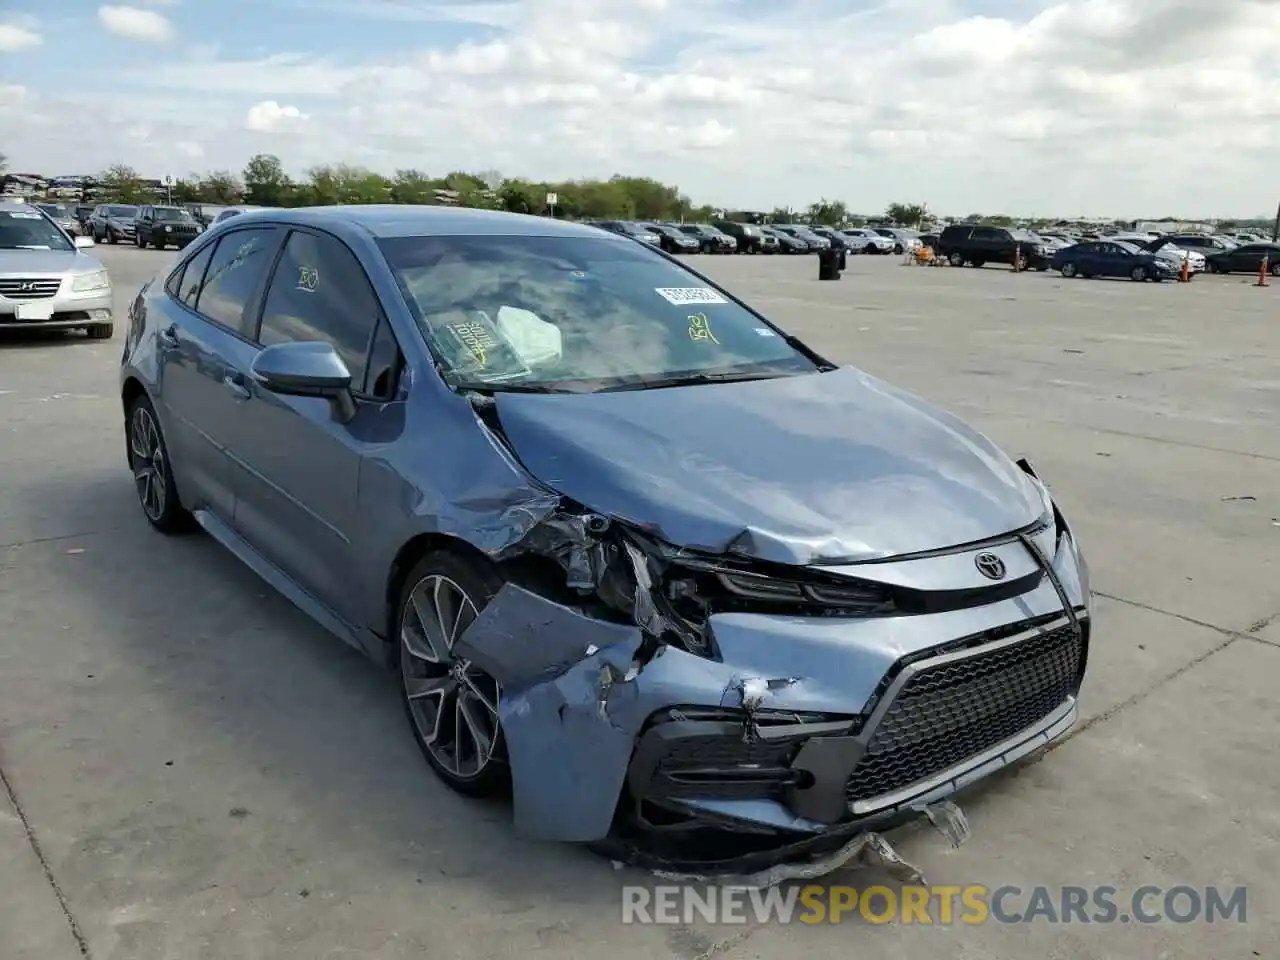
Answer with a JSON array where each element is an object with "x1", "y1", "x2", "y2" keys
[{"x1": 221, "y1": 227, "x2": 403, "y2": 622}]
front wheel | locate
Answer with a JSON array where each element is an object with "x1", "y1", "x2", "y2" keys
[
  {"x1": 398, "y1": 551, "x2": 509, "y2": 798},
  {"x1": 127, "y1": 396, "x2": 193, "y2": 533},
  {"x1": 949, "y1": 252, "x2": 965, "y2": 267}
]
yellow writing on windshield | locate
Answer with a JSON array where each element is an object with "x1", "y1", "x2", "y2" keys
[
  {"x1": 688, "y1": 312, "x2": 719, "y2": 344},
  {"x1": 446, "y1": 319, "x2": 500, "y2": 366}
]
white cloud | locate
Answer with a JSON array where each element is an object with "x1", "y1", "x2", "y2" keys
[
  {"x1": 97, "y1": 6, "x2": 176, "y2": 42},
  {"x1": 9, "y1": 0, "x2": 1280, "y2": 216},
  {"x1": 245, "y1": 100, "x2": 309, "y2": 132},
  {"x1": 0, "y1": 23, "x2": 42, "y2": 52}
]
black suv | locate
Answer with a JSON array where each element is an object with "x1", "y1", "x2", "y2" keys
[
  {"x1": 135, "y1": 204, "x2": 202, "y2": 249},
  {"x1": 713, "y1": 220, "x2": 775, "y2": 254},
  {"x1": 936, "y1": 224, "x2": 1050, "y2": 269},
  {"x1": 675, "y1": 223, "x2": 736, "y2": 253},
  {"x1": 1166, "y1": 234, "x2": 1235, "y2": 255}
]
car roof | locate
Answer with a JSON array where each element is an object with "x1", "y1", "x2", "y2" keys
[
  {"x1": 0, "y1": 199, "x2": 39, "y2": 213},
  {"x1": 215, "y1": 204, "x2": 621, "y2": 241}
]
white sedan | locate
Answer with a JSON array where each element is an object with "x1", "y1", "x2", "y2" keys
[{"x1": 1111, "y1": 234, "x2": 1205, "y2": 273}]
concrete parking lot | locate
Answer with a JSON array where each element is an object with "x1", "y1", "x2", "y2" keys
[{"x1": 2, "y1": 246, "x2": 1277, "y2": 959}]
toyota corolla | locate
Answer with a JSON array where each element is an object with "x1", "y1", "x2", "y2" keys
[{"x1": 120, "y1": 205, "x2": 1091, "y2": 867}]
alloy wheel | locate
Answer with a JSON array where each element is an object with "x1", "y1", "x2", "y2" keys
[
  {"x1": 400, "y1": 574, "x2": 501, "y2": 781},
  {"x1": 130, "y1": 406, "x2": 167, "y2": 521},
  {"x1": 1061, "y1": 263, "x2": 1076, "y2": 278}
]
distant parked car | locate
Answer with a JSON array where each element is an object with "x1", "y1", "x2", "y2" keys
[
  {"x1": 35, "y1": 202, "x2": 81, "y2": 236},
  {"x1": 839, "y1": 228, "x2": 896, "y2": 254},
  {"x1": 1051, "y1": 240, "x2": 1177, "y2": 282},
  {"x1": 637, "y1": 222, "x2": 701, "y2": 254},
  {"x1": 89, "y1": 203, "x2": 138, "y2": 244},
  {"x1": 871, "y1": 227, "x2": 922, "y2": 255},
  {"x1": 761, "y1": 226, "x2": 808, "y2": 253},
  {"x1": 1204, "y1": 242, "x2": 1280, "y2": 276},
  {"x1": 771, "y1": 225, "x2": 830, "y2": 251},
  {"x1": 212, "y1": 206, "x2": 266, "y2": 226},
  {"x1": 806, "y1": 226, "x2": 849, "y2": 251},
  {"x1": 591, "y1": 220, "x2": 661, "y2": 246},
  {"x1": 1119, "y1": 236, "x2": 1205, "y2": 273},
  {"x1": 674, "y1": 223, "x2": 736, "y2": 254},
  {"x1": 935, "y1": 224, "x2": 1051, "y2": 270},
  {"x1": 713, "y1": 220, "x2": 771, "y2": 254},
  {"x1": 135, "y1": 204, "x2": 202, "y2": 249},
  {"x1": 1165, "y1": 234, "x2": 1234, "y2": 255}
]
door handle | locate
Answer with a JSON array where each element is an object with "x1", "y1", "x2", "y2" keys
[
  {"x1": 158, "y1": 325, "x2": 179, "y2": 348},
  {"x1": 222, "y1": 375, "x2": 251, "y2": 400}
]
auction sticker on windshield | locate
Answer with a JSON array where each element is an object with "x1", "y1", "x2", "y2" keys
[{"x1": 654, "y1": 287, "x2": 728, "y2": 305}]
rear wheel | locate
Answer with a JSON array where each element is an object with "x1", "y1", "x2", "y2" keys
[
  {"x1": 949, "y1": 252, "x2": 965, "y2": 267},
  {"x1": 127, "y1": 395, "x2": 193, "y2": 533},
  {"x1": 1130, "y1": 265, "x2": 1148, "y2": 282},
  {"x1": 1061, "y1": 263, "x2": 1077, "y2": 278},
  {"x1": 397, "y1": 551, "x2": 509, "y2": 798}
]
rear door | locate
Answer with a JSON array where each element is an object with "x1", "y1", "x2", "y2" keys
[
  {"x1": 222, "y1": 227, "x2": 402, "y2": 620},
  {"x1": 154, "y1": 226, "x2": 285, "y2": 520}
]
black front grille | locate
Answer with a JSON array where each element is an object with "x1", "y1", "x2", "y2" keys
[
  {"x1": 845, "y1": 622, "x2": 1082, "y2": 803},
  {"x1": 0, "y1": 278, "x2": 61, "y2": 300}
]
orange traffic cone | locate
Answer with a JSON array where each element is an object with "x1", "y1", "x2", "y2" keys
[
  {"x1": 1257, "y1": 255, "x2": 1269, "y2": 287},
  {"x1": 1179, "y1": 258, "x2": 1190, "y2": 283}
]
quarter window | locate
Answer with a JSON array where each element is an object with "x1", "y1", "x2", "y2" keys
[
  {"x1": 256, "y1": 230, "x2": 383, "y2": 390},
  {"x1": 195, "y1": 227, "x2": 281, "y2": 335},
  {"x1": 172, "y1": 242, "x2": 216, "y2": 308}
]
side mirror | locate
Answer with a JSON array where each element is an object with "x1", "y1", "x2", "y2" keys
[
  {"x1": 74, "y1": 235, "x2": 94, "y2": 248},
  {"x1": 250, "y1": 341, "x2": 357, "y2": 422}
]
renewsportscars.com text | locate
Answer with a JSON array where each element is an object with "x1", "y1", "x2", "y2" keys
[{"x1": 622, "y1": 884, "x2": 1248, "y2": 926}]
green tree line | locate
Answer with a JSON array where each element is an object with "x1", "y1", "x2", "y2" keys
[{"x1": 89, "y1": 156, "x2": 939, "y2": 227}]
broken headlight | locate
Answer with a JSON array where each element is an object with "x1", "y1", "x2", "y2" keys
[{"x1": 666, "y1": 556, "x2": 896, "y2": 616}]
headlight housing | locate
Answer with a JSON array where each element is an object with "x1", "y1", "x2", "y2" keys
[{"x1": 72, "y1": 269, "x2": 110, "y2": 293}]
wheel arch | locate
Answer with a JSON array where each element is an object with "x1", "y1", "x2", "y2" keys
[{"x1": 382, "y1": 533, "x2": 494, "y2": 663}]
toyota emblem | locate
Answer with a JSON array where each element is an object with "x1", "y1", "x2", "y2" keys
[{"x1": 974, "y1": 552, "x2": 1006, "y2": 580}]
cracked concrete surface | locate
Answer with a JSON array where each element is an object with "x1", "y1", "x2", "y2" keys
[{"x1": 1, "y1": 250, "x2": 1276, "y2": 958}]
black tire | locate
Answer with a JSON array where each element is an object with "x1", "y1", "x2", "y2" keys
[
  {"x1": 107, "y1": 230, "x2": 117, "y2": 244},
  {"x1": 126, "y1": 394, "x2": 193, "y2": 534},
  {"x1": 971, "y1": 258, "x2": 986, "y2": 268},
  {"x1": 135, "y1": 233, "x2": 144, "y2": 248},
  {"x1": 1270, "y1": 262, "x2": 1280, "y2": 277},
  {"x1": 396, "y1": 550, "x2": 510, "y2": 799},
  {"x1": 949, "y1": 252, "x2": 965, "y2": 267},
  {"x1": 86, "y1": 322, "x2": 113, "y2": 340},
  {"x1": 1061, "y1": 263, "x2": 1077, "y2": 278},
  {"x1": 1130, "y1": 265, "x2": 1148, "y2": 282},
  {"x1": 152, "y1": 238, "x2": 165, "y2": 250},
  {"x1": 894, "y1": 244, "x2": 904, "y2": 255}
]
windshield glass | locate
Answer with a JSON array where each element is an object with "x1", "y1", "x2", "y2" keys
[
  {"x1": 37, "y1": 203, "x2": 70, "y2": 218},
  {"x1": 1009, "y1": 229, "x2": 1037, "y2": 242},
  {"x1": 0, "y1": 209, "x2": 75, "y2": 252},
  {"x1": 106, "y1": 205, "x2": 137, "y2": 218},
  {"x1": 154, "y1": 208, "x2": 192, "y2": 220},
  {"x1": 379, "y1": 234, "x2": 817, "y2": 391}
]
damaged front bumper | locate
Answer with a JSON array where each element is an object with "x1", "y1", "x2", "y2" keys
[{"x1": 455, "y1": 514, "x2": 1091, "y2": 853}]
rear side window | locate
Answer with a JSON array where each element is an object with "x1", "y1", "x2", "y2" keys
[
  {"x1": 256, "y1": 229, "x2": 382, "y2": 389},
  {"x1": 194, "y1": 227, "x2": 281, "y2": 336}
]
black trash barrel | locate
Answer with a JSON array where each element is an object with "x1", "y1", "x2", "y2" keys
[{"x1": 818, "y1": 246, "x2": 841, "y2": 280}]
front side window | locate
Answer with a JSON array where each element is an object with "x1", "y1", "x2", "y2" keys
[
  {"x1": 173, "y1": 241, "x2": 216, "y2": 307},
  {"x1": 0, "y1": 209, "x2": 74, "y2": 252},
  {"x1": 195, "y1": 227, "x2": 281, "y2": 335},
  {"x1": 379, "y1": 234, "x2": 818, "y2": 392},
  {"x1": 257, "y1": 230, "x2": 381, "y2": 389}
]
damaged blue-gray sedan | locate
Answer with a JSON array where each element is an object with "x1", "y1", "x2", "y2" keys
[{"x1": 120, "y1": 205, "x2": 1091, "y2": 869}]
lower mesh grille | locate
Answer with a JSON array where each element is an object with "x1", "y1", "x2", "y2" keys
[{"x1": 846, "y1": 622, "x2": 1082, "y2": 803}]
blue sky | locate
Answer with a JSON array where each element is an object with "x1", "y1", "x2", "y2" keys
[{"x1": 2, "y1": 0, "x2": 1278, "y2": 217}]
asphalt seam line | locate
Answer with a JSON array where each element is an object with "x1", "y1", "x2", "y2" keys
[{"x1": 0, "y1": 761, "x2": 91, "y2": 957}]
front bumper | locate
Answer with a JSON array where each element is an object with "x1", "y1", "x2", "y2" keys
[
  {"x1": 0, "y1": 281, "x2": 113, "y2": 329},
  {"x1": 455, "y1": 519, "x2": 1090, "y2": 845}
]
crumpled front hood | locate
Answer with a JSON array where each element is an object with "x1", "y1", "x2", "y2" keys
[{"x1": 493, "y1": 366, "x2": 1046, "y2": 565}]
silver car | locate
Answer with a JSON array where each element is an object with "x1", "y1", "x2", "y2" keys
[
  {"x1": 120, "y1": 206, "x2": 1091, "y2": 871},
  {"x1": 0, "y1": 201, "x2": 113, "y2": 338}
]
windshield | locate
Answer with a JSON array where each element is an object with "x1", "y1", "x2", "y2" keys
[
  {"x1": 37, "y1": 203, "x2": 70, "y2": 218},
  {"x1": 0, "y1": 209, "x2": 75, "y2": 252},
  {"x1": 379, "y1": 234, "x2": 818, "y2": 392},
  {"x1": 105, "y1": 205, "x2": 137, "y2": 218},
  {"x1": 154, "y1": 208, "x2": 192, "y2": 221},
  {"x1": 1009, "y1": 229, "x2": 1037, "y2": 242}
]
